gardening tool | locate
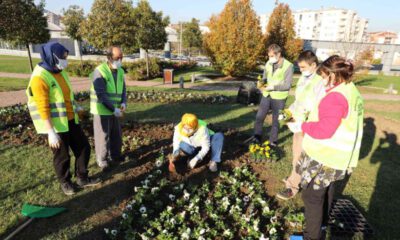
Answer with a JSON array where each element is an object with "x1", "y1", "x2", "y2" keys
[{"x1": 4, "y1": 203, "x2": 66, "y2": 240}]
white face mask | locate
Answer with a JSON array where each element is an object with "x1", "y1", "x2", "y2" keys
[
  {"x1": 111, "y1": 60, "x2": 122, "y2": 69},
  {"x1": 183, "y1": 128, "x2": 194, "y2": 136},
  {"x1": 302, "y1": 70, "x2": 313, "y2": 77},
  {"x1": 269, "y1": 57, "x2": 278, "y2": 64},
  {"x1": 54, "y1": 54, "x2": 68, "y2": 70}
]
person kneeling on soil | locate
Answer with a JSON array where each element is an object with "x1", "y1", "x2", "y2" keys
[{"x1": 169, "y1": 113, "x2": 224, "y2": 173}]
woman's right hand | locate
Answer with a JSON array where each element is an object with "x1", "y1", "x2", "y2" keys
[{"x1": 48, "y1": 128, "x2": 61, "y2": 149}]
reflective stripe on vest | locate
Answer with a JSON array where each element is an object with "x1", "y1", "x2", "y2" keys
[
  {"x1": 90, "y1": 62, "x2": 124, "y2": 115},
  {"x1": 26, "y1": 66, "x2": 78, "y2": 134},
  {"x1": 263, "y1": 59, "x2": 293, "y2": 99},
  {"x1": 302, "y1": 82, "x2": 364, "y2": 170},
  {"x1": 292, "y1": 73, "x2": 323, "y2": 121}
]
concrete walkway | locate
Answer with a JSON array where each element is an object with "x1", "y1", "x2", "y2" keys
[{"x1": 0, "y1": 71, "x2": 399, "y2": 107}]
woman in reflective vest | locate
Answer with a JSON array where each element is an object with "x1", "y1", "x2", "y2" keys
[
  {"x1": 26, "y1": 42, "x2": 100, "y2": 196},
  {"x1": 286, "y1": 55, "x2": 364, "y2": 240}
]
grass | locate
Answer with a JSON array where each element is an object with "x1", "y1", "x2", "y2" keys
[
  {"x1": 355, "y1": 74, "x2": 400, "y2": 91},
  {"x1": 0, "y1": 55, "x2": 41, "y2": 74},
  {"x1": 0, "y1": 81, "x2": 400, "y2": 239},
  {"x1": 0, "y1": 77, "x2": 29, "y2": 91}
]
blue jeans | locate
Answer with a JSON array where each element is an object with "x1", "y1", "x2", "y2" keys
[{"x1": 178, "y1": 132, "x2": 224, "y2": 163}]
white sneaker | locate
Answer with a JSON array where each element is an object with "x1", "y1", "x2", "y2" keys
[
  {"x1": 188, "y1": 158, "x2": 198, "y2": 169},
  {"x1": 209, "y1": 161, "x2": 218, "y2": 172}
]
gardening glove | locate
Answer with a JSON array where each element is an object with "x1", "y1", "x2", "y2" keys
[
  {"x1": 48, "y1": 128, "x2": 61, "y2": 149},
  {"x1": 278, "y1": 114, "x2": 285, "y2": 121},
  {"x1": 188, "y1": 157, "x2": 199, "y2": 169},
  {"x1": 120, "y1": 103, "x2": 126, "y2": 112},
  {"x1": 265, "y1": 85, "x2": 274, "y2": 91},
  {"x1": 287, "y1": 121, "x2": 303, "y2": 133},
  {"x1": 114, "y1": 108, "x2": 123, "y2": 118}
]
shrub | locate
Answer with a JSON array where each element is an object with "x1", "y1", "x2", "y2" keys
[
  {"x1": 67, "y1": 61, "x2": 99, "y2": 77},
  {"x1": 124, "y1": 58, "x2": 162, "y2": 80}
]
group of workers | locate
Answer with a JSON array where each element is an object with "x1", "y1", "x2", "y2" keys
[{"x1": 26, "y1": 41, "x2": 363, "y2": 240}]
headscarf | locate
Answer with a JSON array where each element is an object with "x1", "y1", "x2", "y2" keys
[{"x1": 38, "y1": 42, "x2": 69, "y2": 73}]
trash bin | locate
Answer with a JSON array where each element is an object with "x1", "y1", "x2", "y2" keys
[{"x1": 163, "y1": 69, "x2": 174, "y2": 84}]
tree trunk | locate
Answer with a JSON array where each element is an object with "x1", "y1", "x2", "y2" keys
[
  {"x1": 26, "y1": 43, "x2": 33, "y2": 72},
  {"x1": 145, "y1": 50, "x2": 150, "y2": 79}
]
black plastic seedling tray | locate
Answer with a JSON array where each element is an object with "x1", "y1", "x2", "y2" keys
[{"x1": 329, "y1": 199, "x2": 374, "y2": 237}]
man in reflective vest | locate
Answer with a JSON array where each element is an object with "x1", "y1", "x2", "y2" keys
[
  {"x1": 26, "y1": 42, "x2": 100, "y2": 195},
  {"x1": 169, "y1": 113, "x2": 224, "y2": 172},
  {"x1": 250, "y1": 44, "x2": 294, "y2": 146},
  {"x1": 90, "y1": 46, "x2": 127, "y2": 170}
]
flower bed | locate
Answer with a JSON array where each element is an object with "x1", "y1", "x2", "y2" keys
[{"x1": 105, "y1": 153, "x2": 284, "y2": 240}]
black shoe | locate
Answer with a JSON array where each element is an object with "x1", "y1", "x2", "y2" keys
[
  {"x1": 61, "y1": 182, "x2": 76, "y2": 196},
  {"x1": 269, "y1": 142, "x2": 277, "y2": 147},
  {"x1": 276, "y1": 188, "x2": 295, "y2": 200},
  {"x1": 77, "y1": 177, "x2": 101, "y2": 188},
  {"x1": 244, "y1": 135, "x2": 261, "y2": 145}
]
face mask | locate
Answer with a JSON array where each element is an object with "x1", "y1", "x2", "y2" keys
[
  {"x1": 182, "y1": 128, "x2": 195, "y2": 136},
  {"x1": 269, "y1": 57, "x2": 278, "y2": 64},
  {"x1": 302, "y1": 70, "x2": 313, "y2": 77},
  {"x1": 111, "y1": 60, "x2": 122, "y2": 69},
  {"x1": 54, "y1": 54, "x2": 68, "y2": 70}
]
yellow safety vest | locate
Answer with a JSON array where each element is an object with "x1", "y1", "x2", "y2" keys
[
  {"x1": 26, "y1": 66, "x2": 79, "y2": 134},
  {"x1": 263, "y1": 59, "x2": 293, "y2": 99},
  {"x1": 90, "y1": 62, "x2": 124, "y2": 115},
  {"x1": 302, "y1": 82, "x2": 364, "y2": 170}
]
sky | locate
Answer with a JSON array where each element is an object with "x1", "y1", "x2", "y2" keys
[{"x1": 36, "y1": 0, "x2": 400, "y2": 32}]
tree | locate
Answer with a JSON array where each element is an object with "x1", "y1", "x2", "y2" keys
[
  {"x1": 203, "y1": 0, "x2": 264, "y2": 76},
  {"x1": 81, "y1": 0, "x2": 136, "y2": 51},
  {"x1": 264, "y1": 3, "x2": 303, "y2": 63},
  {"x1": 62, "y1": 5, "x2": 85, "y2": 67},
  {"x1": 131, "y1": 0, "x2": 169, "y2": 79},
  {"x1": 181, "y1": 18, "x2": 203, "y2": 57},
  {"x1": 0, "y1": 0, "x2": 50, "y2": 71}
]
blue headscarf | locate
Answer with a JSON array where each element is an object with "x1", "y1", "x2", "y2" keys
[{"x1": 38, "y1": 42, "x2": 69, "y2": 73}]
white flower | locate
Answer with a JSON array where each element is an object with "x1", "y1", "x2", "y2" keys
[
  {"x1": 205, "y1": 199, "x2": 211, "y2": 205},
  {"x1": 156, "y1": 169, "x2": 162, "y2": 174},
  {"x1": 104, "y1": 228, "x2": 110, "y2": 234},
  {"x1": 155, "y1": 160, "x2": 163, "y2": 167},
  {"x1": 170, "y1": 218, "x2": 176, "y2": 225},
  {"x1": 147, "y1": 174, "x2": 153, "y2": 179},
  {"x1": 199, "y1": 228, "x2": 206, "y2": 235},
  {"x1": 111, "y1": 229, "x2": 118, "y2": 236},
  {"x1": 183, "y1": 190, "x2": 190, "y2": 200},
  {"x1": 243, "y1": 195, "x2": 250, "y2": 202},
  {"x1": 126, "y1": 204, "x2": 132, "y2": 210},
  {"x1": 169, "y1": 194, "x2": 176, "y2": 201},
  {"x1": 269, "y1": 227, "x2": 277, "y2": 235},
  {"x1": 180, "y1": 211, "x2": 186, "y2": 218},
  {"x1": 122, "y1": 213, "x2": 128, "y2": 219},
  {"x1": 140, "y1": 206, "x2": 147, "y2": 214},
  {"x1": 186, "y1": 227, "x2": 191, "y2": 234},
  {"x1": 180, "y1": 183, "x2": 184, "y2": 189},
  {"x1": 140, "y1": 234, "x2": 149, "y2": 240},
  {"x1": 167, "y1": 206, "x2": 173, "y2": 212},
  {"x1": 259, "y1": 234, "x2": 269, "y2": 240},
  {"x1": 181, "y1": 232, "x2": 189, "y2": 240},
  {"x1": 130, "y1": 200, "x2": 136, "y2": 205},
  {"x1": 134, "y1": 187, "x2": 139, "y2": 192},
  {"x1": 223, "y1": 229, "x2": 231, "y2": 236},
  {"x1": 263, "y1": 206, "x2": 270, "y2": 213},
  {"x1": 162, "y1": 229, "x2": 168, "y2": 234},
  {"x1": 270, "y1": 215, "x2": 278, "y2": 224},
  {"x1": 151, "y1": 187, "x2": 159, "y2": 194},
  {"x1": 198, "y1": 237, "x2": 205, "y2": 240}
]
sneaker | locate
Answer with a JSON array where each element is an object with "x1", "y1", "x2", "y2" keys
[
  {"x1": 77, "y1": 177, "x2": 101, "y2": 188},
  {"x1": 209, "y1": 161, "x2": 218, "y2": 172},
  {"x1": 61, "y1": 182, "x2": 76, "y2": 196},
  {"x1": 276, "y1": 188, "x2": 295, "y2": 200},
  {"x1": 243, "y1": 135, "x2": 261, "y2": 145},
  {"x1": 269, "y1": 142, "x2": 278, "y2": 147}
]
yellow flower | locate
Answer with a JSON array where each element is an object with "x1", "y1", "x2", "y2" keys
[
  {"x1": 263, "y1": 140, "x2": 270, "y2": 146},
  {"x1": 265, "y1": 152, "x2": 270, "y2": 158},
  {"x1": 249, "y1": 145, "x2": 256, "y2": 153}
]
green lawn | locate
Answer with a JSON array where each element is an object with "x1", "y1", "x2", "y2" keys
[
  {"x1": 0, "y1": 55, "x2": 41, "y2": 74},
  {"x1": 0, "y1": 77, "x2": 29, "y2": 91},
  {"x1": 355, "y1": 74, "x2": 400, "y2": 91}
]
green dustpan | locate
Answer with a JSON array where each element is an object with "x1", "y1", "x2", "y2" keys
[
  {"x1": 21, "y1": 203, "x2": 66, "y2": 218},
  {"x1": 4, "y1": 204, "x2": 66, "y2": 240}
]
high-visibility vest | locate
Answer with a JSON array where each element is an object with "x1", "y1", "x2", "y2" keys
[
  {"x1": 302, "y1": 82, "x2": 364, "y2": 170},
  {"x1": 263, "y1": 59, "x2": 293, "y2": 99},
  {"x1": 26, "y1": 66, "x2": 79, "y2": 134},
  {"x1": 90, "y1": 62, "x2": 124, "y2": 115},
  {"x1": 292, "y1": 73, "x2": 323, "y2": 121},
  {"x1": 198, "y1": 119, "x2": 215, "y2": 136}
]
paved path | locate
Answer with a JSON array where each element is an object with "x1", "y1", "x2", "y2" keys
[{"x1": 0, "y1": 72, "x2": 399, "y2": 107}]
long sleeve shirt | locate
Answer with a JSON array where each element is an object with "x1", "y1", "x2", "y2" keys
[
  {"x1": 172, "y1": 125, "x2": 211, "y2": 161},
  {"x1": 30, "y1": 73, "x2": 74, "y2": 121},
  {"x1": 93, "y1": 69, "x2": 127, "y2": 112},
  {"x1": 301, "y1": 87, "x2": 349, "y2": 139}
]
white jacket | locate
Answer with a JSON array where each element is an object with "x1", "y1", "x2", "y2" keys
[{"x1": 172, "y1": 125, "x2": 211, "y2": 161}]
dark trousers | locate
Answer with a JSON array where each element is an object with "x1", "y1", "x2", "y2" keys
[
  {"x1": 302, "y1": 178, "x2": 335, "y2": 240},
  {"x1": 51, "y1": 121, "x2": 90, "y2": 183},
  {"x1": 254, "y1": 96, "x2": 286, "y2": 143}
]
